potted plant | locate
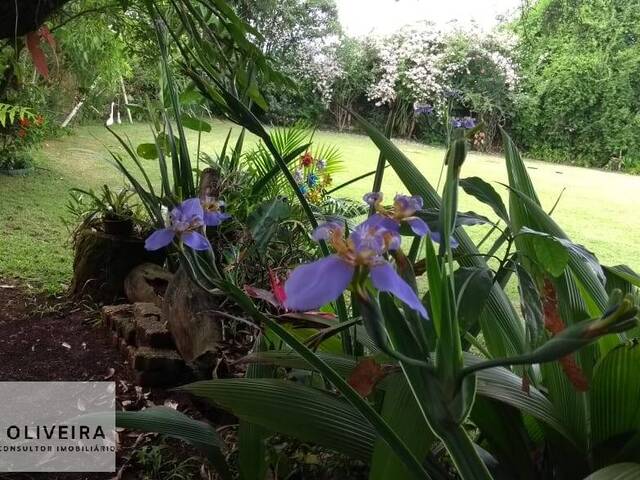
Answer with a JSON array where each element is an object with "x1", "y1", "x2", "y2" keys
[{"x1": 68, "y1": 185, "x2": 137, "y2": 237}]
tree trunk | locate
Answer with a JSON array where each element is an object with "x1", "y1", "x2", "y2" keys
[
  {"x1": 162, "y1": 166, "x2": 224, "y2": 376},
  {"x1": 70, "y1": 230, "x2": 165, "y2": 303},
  {"x1": 119, "y1": 75, "x2": 133, "y2": 124},
  {"x1": 61, "y1": 98, "x2": 85, "y2": 128}
]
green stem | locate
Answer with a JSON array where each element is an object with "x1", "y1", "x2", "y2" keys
[{"x1": 439, "y1": 426, "x2": 493, "y2": 480}]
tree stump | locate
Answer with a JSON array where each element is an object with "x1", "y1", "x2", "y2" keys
[
  {"x1": 162, "y1": 267, "x2": 223, "y2": 377},
  {"x1": 70, "y1": 229, "x2": 164, "y2": 303}
]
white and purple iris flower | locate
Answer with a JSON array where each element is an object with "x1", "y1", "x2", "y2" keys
[
  {"x1": 363, "y1": 192, "x2": 458, "y2": 247},
  {"x1": 284, "y1": 221, "x2": 428, "y2": 318},
  {"x1": 144, "y1": 197, "x2": 230, "y2": 252}
]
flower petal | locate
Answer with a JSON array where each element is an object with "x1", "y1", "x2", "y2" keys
[
  {"x1": 429, "y1": 231, "x2": 459, "y2": 249},
  {"x1": 144, "y1": 228, "x2": 175, "y2": 251},
  {"x1": 284, "y1": 255, "x2": 354, "y2": 311},
  {"x1": 362, "y1": 214, "x2": 398, "y2": 232},
  {"x1": 180, "y1": 197, "x2": 204, "y2": 219},
  {"x1": 405, "y1": 217, "x2": 429, "y2": 236},
  {"x1": 181, "y1": 231, "x2": 210, "y2": 250},
  {"x1": 312, "y1": 222, "x2": 343, "y2": 242},
  {"x1": 204, "y1": 211, "x2": 231, "y2": 227},
  {"x1": 370, "y1": 262, "x2": 428, "y2": 319}
]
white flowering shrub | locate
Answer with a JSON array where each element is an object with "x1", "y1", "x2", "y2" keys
[{"x1": 263, "y1": 18, "x2": 519, "y2": 146}]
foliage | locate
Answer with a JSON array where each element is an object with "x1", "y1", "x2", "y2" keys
[
  {"x1": 514, "y1": 0, "x2": 640, "y2": 170},
  {"x1": 0, "y1": 104, "x2": 45, "y2": 170}
]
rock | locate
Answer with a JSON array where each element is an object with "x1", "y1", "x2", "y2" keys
[
  {"x1": 125, "y1": 264, "x2": 173, "y2": 306},
  {"x1": 134, "y1": 303, "x2": 174, "y2": 349},
  {"x1": 163, "y1": 267, "x2": 222, "y2": 376}
]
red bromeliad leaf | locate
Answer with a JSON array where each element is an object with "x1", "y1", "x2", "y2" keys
[
  {"x1": 39, "y1": 25, "x2": 56, "y2": 49},
  {"x1": 26, "y1": 31, "x2": 48, "y2": 78},
  {"x1": 541, "y1": 279, "x2": 590, "y2": 391},
  {"x1": 347, "y1": 357, "x2": 386, "y2": 397},
  {"x1": 269, "y1": 269, "x2": 287, "y2": 306},
  {"x1": 560, "y1": 355, "x2": 589, "y2": 392},
  {"x1": 244, "y1": 285, "x2": 280, "y2": 309}
]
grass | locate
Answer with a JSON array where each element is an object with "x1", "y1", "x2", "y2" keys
[{"x1": 1, "y1": 119, "x2": 639, "y2": 292}]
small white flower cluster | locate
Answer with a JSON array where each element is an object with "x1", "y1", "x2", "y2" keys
[
  {"x1": 367, "y1": 23, "x2": 446, "y2": 107},
  {"x1": 365, "y1": 22, "x2": 519, "y2": 108}
]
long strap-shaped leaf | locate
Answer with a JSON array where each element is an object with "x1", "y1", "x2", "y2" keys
[
  {"x1": 240, "y1": 349, "x2": 574, "y2": 443},
  {"x1": 116, "y1": 407, "x2": 232, "y2": 479},
  {"x1": 584, "y1": 463, "x2": 640, "y2": 480},
  {"x1": 353, "y1": 112, "x2": 526, "y2": 358},
  {"x1": 180, "y1": 378, "x2": 376, "y2": 461}
]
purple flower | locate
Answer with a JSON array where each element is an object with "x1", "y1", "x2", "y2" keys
[
  {"x1": 316, "y1": 158, "x2": 327, "y2": 170},
  {"x1": 284, "y1": 222, "x2": 427, "y2": 318},
  {"x1": 462, "y1": 117, "x2": 476, "y2": 129},
  {"x1": 414, "y1": 103, "x2": 434, "y2": 115},
  {"x1": 363, "y1": 191, "x2": 383, "y2": 207},
  {"x1": 201, "y1": 196, "x2": 231, "y2": 227},
  {"x1": 451, "y1": 117, "x2": 463, "y2": 128},
  {"x1": 145, "y1": 198, "x2": 209, "y2": 251},
  {"x1": 363, "y1": 192, "x2": 458, "y2": 247},
  {"x1": 293, "y1": 168, "x2": 304, "y2": 183}
]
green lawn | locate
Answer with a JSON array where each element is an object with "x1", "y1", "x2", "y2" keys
[{"x1": 2, "y1": 120, "x2": 639, "y2": 292}]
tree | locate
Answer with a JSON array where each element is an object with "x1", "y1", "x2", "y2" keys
[
  {"x1": 232, "y1": 0, "x2": 341, "y2": 58},
  {"x1": 514, "y1": 0, "x2": 640, "y2": 169}
]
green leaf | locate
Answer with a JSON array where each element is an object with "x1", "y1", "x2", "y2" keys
[
  {"x1": 520, "y1": 228, "x2": 570, "y2": 277},
  {"x1": 116, "y1": 407, "x2": 232, "y2": 479},
  {"x1": 179, "y1": 379, "x2": 376, "y2": 461},
  {"x1": 584, "y1": 463, "x2": 640, "y2": 480},
  {"x1": 247, "y1": 197, "x2": 291, "y2": 253},
  {"x1": 181, "y1": 114, "x2": 212, "y2": 132},
  {"x1": 239, "y1": 335, "x2": 273, "y2": 480},
  {"x1": 516, "y1": 263, "x2": 545, "y2": 346},
  {"x1": 591, "y1": 342, "x2": 640, "y2": 446},
  {"x1": 370, "y1": 374, "x2": 436, "y2": 480},
  {"x1": 455, "y1": 267, "x2": 494, "y2": 332},
  {"x1": 604, "y1": 265, "x2": 640, "y2": 290},
  {"x1": 460, "y1": 176, "x2": 509, "y2": 223},
  {"x1": 136, "y1": 143, "x2": 160, "y2": 160},
  {"x1": 471, "y1": 398, "x2": 538, "y2": 480}
]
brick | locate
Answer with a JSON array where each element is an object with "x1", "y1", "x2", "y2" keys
[
  {"x1": 135, "y1": 316, "x2": 174, "y2": 349},
  {"x1": 132, "y1": 347, "x2": 185, "y2": 372},
  {"x1": 133, "y1": 302, "x2": 162, "y2": 321},
  {"x1": 114, "y1": 315, "x2": 136, "y2": 345},
  {"x1": 101, "y1": 304, "x2": 133, "y2": 330}
]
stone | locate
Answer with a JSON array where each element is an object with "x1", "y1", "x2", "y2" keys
[
  {"x1": 114, "y1": 315, "x2": 136, "y2": 345},
  {"x1": 125, "y1": 264, "x2": 173, "y2": 306}
]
